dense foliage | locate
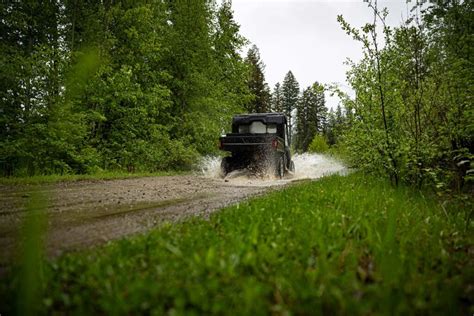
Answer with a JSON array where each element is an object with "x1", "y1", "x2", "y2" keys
[
  {"x1": 0, "y1": 0, "x2": 251, "y2": 176},
  {"x1": 337, "y1": 0, "x2": 473, "y2": 190},
  {"x1": 1, "y1": 173, "x2": 471, "y2": 314}
]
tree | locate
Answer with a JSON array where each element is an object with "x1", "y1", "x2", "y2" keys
[
  {"x1": 0, "y1": 1, "x2": 90, "y2": 175},
  {"x1": 244, "y1": 45, "x2": 270, "y2": 113},
  {"x1": 271, "y1": 82, "x2": 284, "y2": 112},
  {"x1": 295, "y1": 88, "x2": 311, "y2": 151},
  {"x1": 0, "y1": 0, "x2": 258, "y2": 175},
  {"x1": 338, "y1": 0, "x2": 402, "y2": 185},
  {"x1": 338, "y1": 0, "x2": 473, "y2": 190},
  {"x1": 325, "y1": 105, "x2": 345, "y2": 145},
  {"x1": 281, "y1": 71, "x2": 299, "y2": 145},
  {"x1": 294, "y1": 82, "x2": 327, "y2": 152},
  {"x1": 212, "y1": 0, "x2": 251, "y2": 124},
  {"x1": 310, "y1": 82, "x2": 327, "y2": 136}
]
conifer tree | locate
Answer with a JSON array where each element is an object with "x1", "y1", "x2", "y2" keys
[
  {"x1": 295, "y1": 88, "x2": 311, "y2": 151},
  {"x1": 295, "y1": 82, "x2": 327, "y2": 151},
  {"x1": 325, "y1": 108, "x2": 337, "y2": 145},
  {"x1": 311, "y1": 82, "x2": 327, "y2": 135},
  {"x1": 271, "y1": 82, "x2": 284, "y2": 112},
  {"x1": 281, "y1": 71, "x2": 299, "y2": 144},
  {"x1": 244, "y1": 45, "x2": 270, "y2": 113}
]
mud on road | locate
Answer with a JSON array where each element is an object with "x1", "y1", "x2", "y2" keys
[{"x1": 0, "y1": 154, "x2": 345, "y2": 265}]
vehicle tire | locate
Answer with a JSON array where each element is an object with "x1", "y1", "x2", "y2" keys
[
  {"x1": 289, "y1": 160, "x2": 295, "y2": 173},
  {"x1": 220, "y1": 157, "x2": 230, "y2": 177},
  {"x1": 276, "y1": 156, "x2": 284, "y2": 179}
]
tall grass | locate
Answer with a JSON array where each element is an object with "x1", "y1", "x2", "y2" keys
[
  {"x1": 1, "y1": 173, "x2": 472, "y2": 314},
  {"x1": 15, "y1": 189, "x2": 48, "y2": 315}
]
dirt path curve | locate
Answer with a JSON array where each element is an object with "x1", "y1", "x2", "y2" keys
[
  {"x1": 0, "y1": 154, "x2": 346, "y2": 267},
  {"x1": 0, "y1": 174, "x2": 280, "y2": 263}
]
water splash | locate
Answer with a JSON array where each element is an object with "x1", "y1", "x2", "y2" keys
[
  {"x1": 199, "y1": 153, "x2": 346, "y2": 186},
  {"x1": 199, "y1": 156, "x2": 223, "y2": 179},
  {"x1": 292, "y1": 153, "x2": 346, "y2": 180}
]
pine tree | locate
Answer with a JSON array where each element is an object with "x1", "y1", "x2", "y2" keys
[
  {"x1": 295, "y1": 82, "x2": 327, "y2": 152},
  {"x1": 335, "y1": 104, "x2": 343, "y2": 125},
  {"x1": 244, "y1": 45, "x2": 270, "y2": 113},
  {"x1": 311, "y1": 82, "x2": 327, "y2": 135},
  {"x1": 271, "y1": 82, "x2": 283, "y2": 112},
  {"x1": 325, "y1": 108, "x2": 337, "y2": 145},
  {"x1": 262, "y1": 83, "x2": 272, "y2": 112},
  {"x1": 281, "y1": 71, "x2": 299, "y2": 144},
  {"x1": 327, "y1": 104, "x2": 345, "y2": 145},
  {"x1": 295, "y1": 88, "x2": 311, "y2": 151}
]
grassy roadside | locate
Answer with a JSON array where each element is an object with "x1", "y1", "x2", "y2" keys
[
  {"x1": 0, "y1": 170, "x2": 188, "y2": 186},
  {"x1": 1, "y1": 173, "x2": 472, "y2": 314}
]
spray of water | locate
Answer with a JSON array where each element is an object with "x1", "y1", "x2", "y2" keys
[
  {"x1": 292, "y1": 153, "x2": 346, "y2": 180},
  {"x1": 199, "y1": 153, "x2": 346, "y2": 186},
  {"x1": 199, "y1": 156, "x2": 223, "y2": 179}
]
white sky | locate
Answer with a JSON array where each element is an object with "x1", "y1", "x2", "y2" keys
[{"x1": 232, "y1": 0, "x2": 416, "y2": 108}]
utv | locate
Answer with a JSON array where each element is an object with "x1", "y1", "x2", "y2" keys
[{"x1": 219, "y1": 113, "x2": 295, "y2": 178}]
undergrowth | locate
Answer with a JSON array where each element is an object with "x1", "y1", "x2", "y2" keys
[{"x1": 0, "y1": 173, "x2": 472, "y2": 314}]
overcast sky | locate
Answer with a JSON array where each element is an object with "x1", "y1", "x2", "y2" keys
[{"x1": 232, "y1": 0, "x2": 416, "y2": 108}]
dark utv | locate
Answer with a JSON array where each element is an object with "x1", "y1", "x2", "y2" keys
[{"x1": 219, "y1": 113, "x2": 295, "y2": 178}]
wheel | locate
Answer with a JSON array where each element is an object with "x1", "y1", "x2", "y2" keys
[
  {"x1": 276, "y1": 156, "x2": 284, "y2": 179},
  {"x1": 289, "y1": 160, "x2": 295, "y2": 173},
  {"x1": 220, "y1": 157, "x2": 230, "y2": 177}
]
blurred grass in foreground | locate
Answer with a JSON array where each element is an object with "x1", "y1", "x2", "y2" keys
[
  {"x1": 1, "y1": 173, "x2": 472, "y2": 314},
  {"x1": 16, "y1": 189, "x2": 48, "y2": 315}
]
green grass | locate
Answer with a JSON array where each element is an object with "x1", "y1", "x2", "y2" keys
[
  {"x1": 1, "y1": 173, "x2": 472, "y2": 315},
  {"x1": 0, "y1": 170, "x2": 188, "y2": 186}
]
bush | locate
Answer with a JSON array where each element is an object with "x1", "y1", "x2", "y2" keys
[{"x1": 308, "y1": 134, "x2": 329, "y2": 153}]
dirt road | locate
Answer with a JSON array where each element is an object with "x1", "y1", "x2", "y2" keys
[
  {"x1": 0, "y1": 175, "x2": 275, "y2": 262},
  {"x1": 0, "y1": 154, "x2": 345, "y2": 264}
]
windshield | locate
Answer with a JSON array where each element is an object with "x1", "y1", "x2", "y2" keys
[{"x1": 238, "y1": 122, "x2": 277, "y2": 134}]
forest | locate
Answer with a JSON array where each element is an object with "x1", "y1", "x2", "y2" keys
[
  {"x1": 1, "y1": 0, "x2": 472, "y2": 193},
  {"x1": 1, "y1": 0, "x2": 251, "y2": 176}
]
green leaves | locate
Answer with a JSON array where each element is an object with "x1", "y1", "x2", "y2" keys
[
  {"x1": 337, "y1": 1, "x2": 473, "y2": 191},
  {"x1": 1, "y1": 0, "x2": 249, "y2": 176}
]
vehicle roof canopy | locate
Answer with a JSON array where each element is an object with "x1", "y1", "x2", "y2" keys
[{"x1": 232, "y1": 113, "x2": 287, "y2": 126}]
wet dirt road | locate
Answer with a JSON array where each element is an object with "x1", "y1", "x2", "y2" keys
[{"x1": 0, "y1": 154, "x2": 345, "y2": 264}]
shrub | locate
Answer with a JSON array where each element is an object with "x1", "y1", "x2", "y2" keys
[{"x1": 308, "y1": 134, "x2": 329, "y2": 153}]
